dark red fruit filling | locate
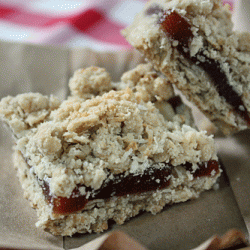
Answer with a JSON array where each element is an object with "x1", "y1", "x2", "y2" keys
[
  {"x1": 42, "y1": 182, "x2": 88, "y2": 215},
  {"x1": 94, "y1": 166, "x2": 172, "y2": 199},
  {"x1": 156, "y1": 9, "x2": 250, "y2": 125},
  {"x1": 42, "y1": 160, "x2": 219, "y2": 215},
  {"x1": 160, "y1": 10, "x2": 193, "y2": 48},
  {"x1": 184, "y1": 160, "x2": 219, "y2": 178}
]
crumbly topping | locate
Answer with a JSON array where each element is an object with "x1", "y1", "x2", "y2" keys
[
  {"x1": 122, "y1": 0, "x2": 231, "y2": 54},
  {"x1": 0, "y1": 93, "x2": 61, "y2": 138},
  {"x1": 119, "y1": 64, "x2": 194, "y2": 126},
  {"x1": 120, "y1": 63, "x2": 174, "y2": 102},
  {"x1": 69, "y1": 67, "x2": 113, "y2": 100},
  {"x1": 68, "y1": 63, "x2": 194, "y2": 127},
  {"x1": 122, "y1": 0, "x2": 250, "y2": 134},
  {"x1": 0, "y1": 66, "x2": 217, "y2": 198}
]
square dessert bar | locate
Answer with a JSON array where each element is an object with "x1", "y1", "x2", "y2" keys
[
  {"x1": 0, "y1": 64, "x2": 221, "y2": 236},
  {"x1": 122, "y1": 0, "x2": 250, "y2": 135}
]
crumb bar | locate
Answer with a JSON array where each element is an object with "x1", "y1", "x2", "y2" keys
[
  {"x1": 0, "y1": 65, "x2": 221, "y2": 236},
  {"x1": 122, "y1": 0, "x2": 250, "y2": 135}
]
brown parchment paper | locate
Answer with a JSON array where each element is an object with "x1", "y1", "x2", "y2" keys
[
  {"x1": 0, "y1": 40, "x2": 69, "y2": 250},
  {"x1": 216, "y1": 130, "x2": 250, "y2": 237},
  {"x1": 0, "y1": 40, "x2": 69, "y2": 101},
  {"x1": 0, "y1": 40, "x2": 249, "y2": 250}
]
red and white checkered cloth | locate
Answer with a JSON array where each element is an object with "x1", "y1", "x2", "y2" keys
[{"x1": 0, "y1": 0, "x2": 235, "y2": 51}]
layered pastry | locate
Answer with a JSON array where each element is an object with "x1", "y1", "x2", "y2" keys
[
  {"x1": 122, "y1": 0, "x2": 250, "y2": 135},
  {"x1": 0, "y1": 65, "x2": 221, "y2": 236}
]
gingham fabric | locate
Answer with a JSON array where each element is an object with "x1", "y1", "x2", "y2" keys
[{"x1": 0, "y1": 0, "x2": 235, "y2": 51}]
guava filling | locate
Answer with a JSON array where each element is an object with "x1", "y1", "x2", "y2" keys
[{"x1": 41, "y1": 160, "x2": 219, "y2": 215}]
